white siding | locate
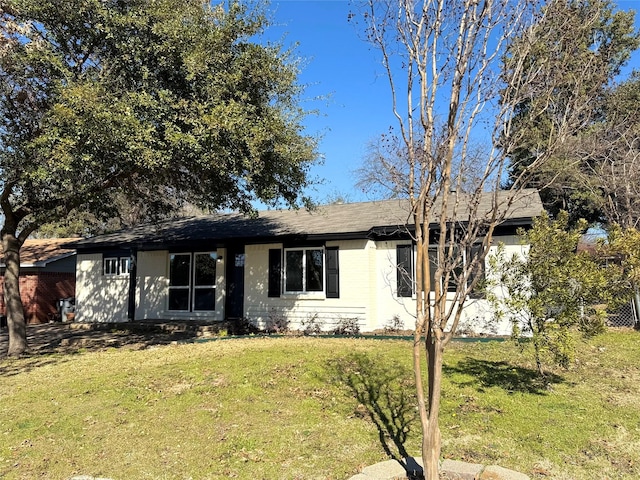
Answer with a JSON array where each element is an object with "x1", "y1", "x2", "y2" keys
[
  {"x1": 75, "y1": 253, "x2": 129, "y2": 323},
  {"x1": 243, "y1": 240, "x2": 372, "y2": 331},
  {"x1": 374, "y1": 240, "x2": 419, "y2": 331},
  {"x1": 76, "y1": 249, "x2": 226, "y2": 323},
  {"x1": 372, "y1": 236, "x2": 528, "y2": 335}
]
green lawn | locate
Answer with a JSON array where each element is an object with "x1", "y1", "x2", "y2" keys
[{"x1": 1, "y1": 332, "x2": 639, "y2": 479}]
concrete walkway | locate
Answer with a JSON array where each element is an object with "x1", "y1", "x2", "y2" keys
[{"x1": 349, "y1": 457, "x2": 530, "y2": 480}]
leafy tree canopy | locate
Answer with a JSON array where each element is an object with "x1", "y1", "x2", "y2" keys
[
  {"x1": 488, "y1": 212, "x2": 621, "y2": 376},
  {"x1": 0, "y1": 0, "x2": 317, "y2": 239},
  {"x1": 504, "y1": 0, "x2": 639, "y2": 225}
]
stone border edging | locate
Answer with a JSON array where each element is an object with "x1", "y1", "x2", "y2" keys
[{"x1": 348, "y1": 457, "x2": 530, "y2": 480}]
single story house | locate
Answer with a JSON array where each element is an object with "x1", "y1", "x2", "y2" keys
[
  {"x1": 0, "y1": 238, "x2": 77, "y2": 324},
  {"x1": 69, "y1": 190, "x2": 543, "y2": 335}
]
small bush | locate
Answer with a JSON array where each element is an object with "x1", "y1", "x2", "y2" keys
[
  {"x1": 264, "y1": 309, "x2": 290, "y2": 334},
  {"x1": 230, "y1": 317, "x2": 260, "y2": 335},
  {"x1": 332, "y1": 316, "x2": 361, "y2": 336},
  {"x1": 384, "y1": 314, "x2": 404, "y2": 333},
  {"x1": 301, "y1": 313, "x2": 324, "y2": 335}
]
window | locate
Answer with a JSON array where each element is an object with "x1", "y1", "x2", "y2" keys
[
  {"x1": 268, "y1": 247, "x2": 339, "y2": 298},
  {"x1": 104, "y1": 256, "x2": 130, "y2": 276},
  {"x1": 193, "y1": 253, "x2": 217, "y2": 311},
  {"x1": 120, "y1": 257, "x2": 130, "y2": 275},
  {"x1": 396, "y1": 244, "x2": 483, "y2": 297},
  {"x1": 468, "y1": 244, "x2": 486, "y2": 298},
  {"x1": 396, "y1": 245, "x2": 413, "y2": 297},
  {"x1": 285, "y1": 248, "x2": 323, "y2": 293},
  {"x1": 168, "y1": 253, "x2": 191, "y2": 311},
  {"x1": 168, "y1": 252, "x2": 217, "y2": 312},
  {"x1": 434, "y1": 245, "x2": 463, "y2": 293},
  {"x1": 104, "y1": 257, "x2": 119, "y2": 276}
]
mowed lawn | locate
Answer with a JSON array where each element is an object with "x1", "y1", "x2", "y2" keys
[{"x1": 1, "y1": 331, "x2": 639, "y2": 480}]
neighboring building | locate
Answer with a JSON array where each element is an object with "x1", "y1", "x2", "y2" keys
[
  {"x1": 0, "y1": 238, "x2": 77, "y2": 324},
  {"x1": 69, "y1": 190, "x2": 543, "y2": 335}
]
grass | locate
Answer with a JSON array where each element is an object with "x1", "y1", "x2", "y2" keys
[{"x1": 1, "y1": 331, "x2": 639, "y2": 479}]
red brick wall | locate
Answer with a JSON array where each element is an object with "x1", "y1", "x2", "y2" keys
[{"x1": 0, "y1": 272, "x2": 76, "y2": 324}]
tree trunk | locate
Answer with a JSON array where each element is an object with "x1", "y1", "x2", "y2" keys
[
  {"x1": 2, "y1": 232, "x2": 28, "y2": 356},
  {"x1": 422, "y1": 330, "x2": 443, "y2": 480}
]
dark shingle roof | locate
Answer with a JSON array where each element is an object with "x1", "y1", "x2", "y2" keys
[{"x1": 70, "y1": 189, "x2": 543, "y2": 250}]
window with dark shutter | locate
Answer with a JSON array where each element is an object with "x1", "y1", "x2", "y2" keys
[
  {"x1": 268, "y1": 249, "x2": 282, "y2": 297},
  {"x1": 396, "y1": 244, "x2": 413, "y2": 297},
  {"x1": 325, "y1": 247, "x2": 339, "y2": 298}
]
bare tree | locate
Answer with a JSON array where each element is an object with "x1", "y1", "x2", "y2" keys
[{"x1": 353, "y1": 0, "x2": 621, "y2": 477}]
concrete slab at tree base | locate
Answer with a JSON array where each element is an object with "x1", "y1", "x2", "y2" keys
[
  {"x1": 348, "y1": 457, "x2": 530, "y2": 480},
  {"x1": 441, "y1": 459, "x2": 484, "y2": 479},
  {"x1": 359, "y1": 457, "x2": 423, "y2": 479},
  {"x1": 479, "y1": 465, "x2": 531, "y2": 480}
]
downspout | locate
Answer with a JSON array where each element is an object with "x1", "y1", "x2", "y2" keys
[{"x1": 127, "y1": 248, "x2": 137, "y2": 321}]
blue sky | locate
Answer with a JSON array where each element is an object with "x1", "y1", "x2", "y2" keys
[{"x1": 264, "y1": 0, "x2": 640, "y2": 204}]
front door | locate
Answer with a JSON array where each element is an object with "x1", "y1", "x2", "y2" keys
[{"x1": 225, "y1": 245, "x2": 245, "y2": 319}]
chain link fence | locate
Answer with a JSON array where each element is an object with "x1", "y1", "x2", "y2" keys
[{"x1": 607, "y1": 300, "x2": 638, "y2": 328}]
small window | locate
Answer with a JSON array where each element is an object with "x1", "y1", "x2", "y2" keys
[
  {"x1": 104, "y1": 256, "x2": 129, "y2": 276},
  {"x1": 104, "y1": 257, "x2": 119, "y2": 276},
  {"x1": 120, "y1": 257, "x2": 130, "y2": 275}
]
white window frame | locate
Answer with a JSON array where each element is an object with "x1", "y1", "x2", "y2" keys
[
  {"x1": 283, "y1": 247, "x2": 325, "y2": 294},
  {"x1": 192, "y1": 252, "x2": 217, "y2": 312},
  {"x1": 167, "y1": 252, "x2": 217, "y2": 312},
  {"x1": 120, "y1": 257, "x2": 130, "y2": 275},
  {"x1": 168, "y1": 253, "x2": 192, "y2": 312},
  {"x1": 104, "y1": 256, "x2": 130, "y2": 276}
]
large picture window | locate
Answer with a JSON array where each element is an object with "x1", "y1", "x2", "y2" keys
[{"x1": 168, "y1": 252, "x2": 217, "y2": 311}]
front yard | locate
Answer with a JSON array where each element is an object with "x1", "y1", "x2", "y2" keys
[{"x1": 1, "y1": 331, "x2": 639, "y2": 479}]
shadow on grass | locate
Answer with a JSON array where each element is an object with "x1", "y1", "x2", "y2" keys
[
  {"x1": 444, "y1": 357, "x2": 564, "y2": 394},
  {"x1": 0, "y1": 323, "x2": 201, "y2": 376},
  {"x1": 327, "y1": 352, "x2": 417, "y2": 465},
  {"x1": 0, "y1": 354, "x2": 75, "y2": 377}
]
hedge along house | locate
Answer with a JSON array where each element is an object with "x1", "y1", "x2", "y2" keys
[
  {"x1": 68, "y1": 190, "x2": 543, "y2": 334},
  {"x1": 0, "y1": 238, "x2": 77, "y2": 324}
]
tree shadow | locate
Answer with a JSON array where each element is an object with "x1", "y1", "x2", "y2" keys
[
  {"x1": 0, "y1": 354, "x2": 74, "y2": 377},
  {"x1": 0, "y1": 323, "x2": 203, "y2": 375},
  {"x1": 327, "y1": 352, "x2": 418, "y2": 467},
  {"x1": 443, "y1": 357, "x2": 564, "y2": 394}
]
